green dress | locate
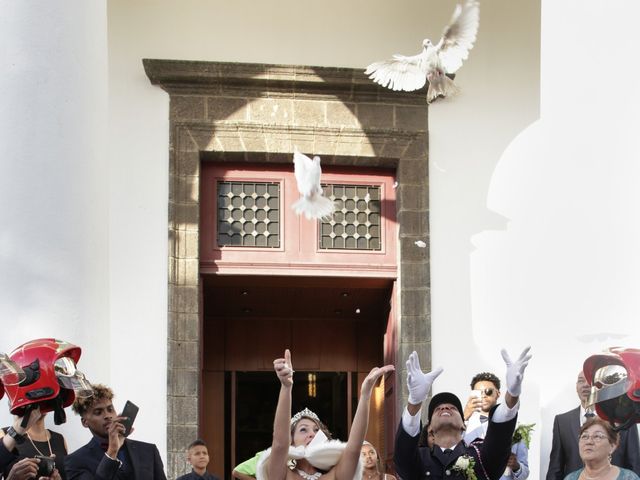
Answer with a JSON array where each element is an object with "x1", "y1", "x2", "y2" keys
[{"x1": 564, "y1": 467, "x2": 640, "y2": 480}]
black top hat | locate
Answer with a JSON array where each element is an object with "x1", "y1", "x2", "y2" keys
[{"x1": 427, "y1": 392, "x2": 464, "y2": 424}]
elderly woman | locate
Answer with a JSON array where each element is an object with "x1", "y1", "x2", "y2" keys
[
  {"x1": 257, "y1": 349, "x2": 393, "y2": 480},
  {"x1": 564, "y1": 418, "x2": 640, "y2": 480},
  {"x1": 360, "y1": 442, "x2": 396, "y2": 480}
]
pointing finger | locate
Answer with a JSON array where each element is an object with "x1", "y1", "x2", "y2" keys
[{"x1": 284, "y1": 349, "x2": 291, "y2": 368}]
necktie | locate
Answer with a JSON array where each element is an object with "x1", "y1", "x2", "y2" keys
[
  {"x1": 443, "y1": 448, "x2": 453, "y2": 455},
  {"x1": 479, "y1": 415, "x2": 489, "y2": 423}
]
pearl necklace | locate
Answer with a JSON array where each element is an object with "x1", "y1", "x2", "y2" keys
[{"x1": 296, "y1": 469, "x2": 322, "y2": 480}]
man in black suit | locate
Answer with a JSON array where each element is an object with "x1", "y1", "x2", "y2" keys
[
  {"x1": 394, "y1": 347, "x2": 532, "y2": 480},
  {"x1": 546, "y1": 371, "x2": 640, "y2": 480},
  {"x1": 65, "y1": 384, "x2": 166, "y2": 480}
]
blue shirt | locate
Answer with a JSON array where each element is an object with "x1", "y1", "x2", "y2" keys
[{"x1": 503, "y1": 441, "x2": 529, "y2": 480}]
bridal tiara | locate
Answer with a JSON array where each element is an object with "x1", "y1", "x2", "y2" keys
[{"x1": 291, "y1": 407, "x2": 320, "y2": 425}]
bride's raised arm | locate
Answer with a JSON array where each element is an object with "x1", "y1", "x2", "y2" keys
[
  {"x1": 334, "y1": 365, "x2": 395, "y2": 480},
  {"x1": 266, "y1": 349, "x2": 295, "y2": 480}
]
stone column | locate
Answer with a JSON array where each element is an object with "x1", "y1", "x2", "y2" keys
[{"x1": 0, "y1": 0, "x2": 110, "y2": 450}]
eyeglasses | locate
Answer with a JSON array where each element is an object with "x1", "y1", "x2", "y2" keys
[
  {"x1": 480, "y1": 388, "x2": 495, "y2": 397},
  {"x1": 579, "y1": 432, "x2": 608, "y2": 443}
]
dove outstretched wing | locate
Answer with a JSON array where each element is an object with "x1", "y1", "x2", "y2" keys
[
  {"x1": 365, "y1": 51, "x2": 429, "y2": 92},
  {"x1": 436, "y1": 0, "x2": 480, "y2": 74}
]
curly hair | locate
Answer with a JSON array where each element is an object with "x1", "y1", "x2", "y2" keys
[
  {"x1": 72, "y1": 383, "x2": 114, "y2": 417},
  {"x1": 470, "y1": 372, "x2": 501, "y2": 391}
]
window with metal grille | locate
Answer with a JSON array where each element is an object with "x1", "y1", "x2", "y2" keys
[
  {"x1": 217, "y1": 181, "x2": 280, "y2": 247},
  {"x1": 319, "y1": 184, "x2": 381, "y2": 250}
]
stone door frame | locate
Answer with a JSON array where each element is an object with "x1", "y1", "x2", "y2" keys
[{"x1": 143, "y1": 59, "x2": 431, "y2": 478}]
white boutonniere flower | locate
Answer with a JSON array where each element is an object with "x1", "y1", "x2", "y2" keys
[{"x1": 452, "y1": 455, "x2": 478, "y2": 480}]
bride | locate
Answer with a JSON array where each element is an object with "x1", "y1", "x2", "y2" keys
[{"x1": 257, "y1": 349, "x2": 394, "y2": 480}]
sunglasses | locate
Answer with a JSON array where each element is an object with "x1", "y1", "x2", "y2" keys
[{"x1": 479, "y1": 388, "x2": 495, "y2": 396}]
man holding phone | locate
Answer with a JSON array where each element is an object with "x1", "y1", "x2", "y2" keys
[
  {"x1": 463, "y1": 372, "x2": 529, "y2": 480},
  {"x1": 65, "y1": 384, "x2": 166, "y2": 480}
]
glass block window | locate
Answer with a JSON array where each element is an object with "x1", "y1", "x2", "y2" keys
[
  {"x1": 320, "y1": 184, "x2": 381, "y2": 250},
  {"x1": 217, "y1": 181, "x2": 280, "y2": 247}
]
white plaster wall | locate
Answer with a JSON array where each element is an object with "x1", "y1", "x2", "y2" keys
[
  {"x1": 0, "y1": 1, "x2": 109, "y2": 450},
  {"x1": 2, "y1": 0, "x2": 633, "y2": 476},
  {"x1": 107, "y1": 0, "x2": 540, "y2": 472},
  {"x1": 8, "y1": 0, "x2": 636, "y2": 478},
  {"x1": 432, "y1": 1, "x2": 640, "y2": 478},
  {"x1": 106, "y1": 10, "x2": 169, "y2": 467}
]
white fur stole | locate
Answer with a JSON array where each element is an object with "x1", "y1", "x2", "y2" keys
[{"x1": 256, "y1": 439, "x2": 362, "y2": 480}]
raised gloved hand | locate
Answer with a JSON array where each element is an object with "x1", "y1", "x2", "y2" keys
[
  {"x1": 406, "y1": 351, "x2": 444, "y2": 405},
  {"x1": 501, "y1": 346, "x2": 532, "y2": 397}
]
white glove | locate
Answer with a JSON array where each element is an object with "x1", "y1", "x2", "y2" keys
[
  {"x1": 406, "y1": 351, "x2": 444, "y2": 405},
  {"x1": 501, "y1": 346, "x2": 532, "y2": 397}
]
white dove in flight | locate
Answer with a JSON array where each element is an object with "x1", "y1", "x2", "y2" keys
[
  {"x1": 365, "y1": 0, "x2": 480, "y2": 103},
  {"x1": 292, "y1": 150, "x2": 336, "y2": 220}
]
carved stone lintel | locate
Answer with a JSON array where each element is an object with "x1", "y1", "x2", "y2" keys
[{"x1": 143, "y1": 58, "x2": 428, "y2": 103}]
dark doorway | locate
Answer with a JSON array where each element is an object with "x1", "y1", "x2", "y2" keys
[
  {"x1": 201, "y1": 274, "x2": 394, "y2": 478},
  {"x1": 230, "y1": 371, "x2": 349, "y2": 470}
]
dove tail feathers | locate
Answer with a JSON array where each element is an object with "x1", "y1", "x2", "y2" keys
[
  {"x1": 426, "y1": 74, "x2": 460, "y2": 103},
  {"x1": 292, "y1": 195, "x2": 336, "y2": 221}
]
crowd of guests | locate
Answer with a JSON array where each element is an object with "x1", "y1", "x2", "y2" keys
[
  {"x1": 0, "y1": 383, "x2": 166, "y2": 480},
  {"x1": 1, "y1": 346, "x2": 639, "y2": 480}
]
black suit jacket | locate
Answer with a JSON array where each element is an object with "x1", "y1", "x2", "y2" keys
[
  {"x1": 394, "y1": 408, "x2": 517, "y2": 480},
  {"x1": 0, "y1": 442, "x2": 17, "y2": 474},
  {"x1": 65, "y1": 438, "x2": 166, "y2": 480},
  {"x1": 546, "y1": 407, "x2": 640, "y2": 480}
]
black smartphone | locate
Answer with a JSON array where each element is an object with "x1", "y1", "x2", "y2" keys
[{"x1": 119, "y1": 400, "x2": 139, "y2": 437}]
